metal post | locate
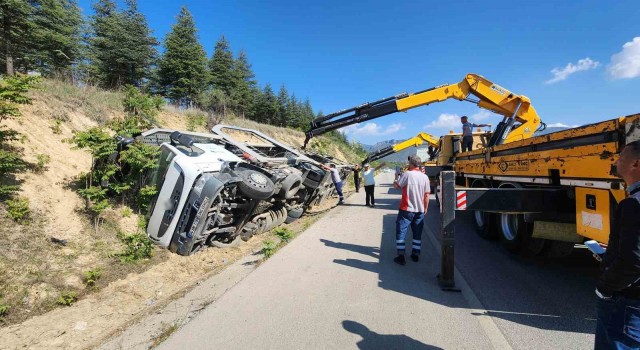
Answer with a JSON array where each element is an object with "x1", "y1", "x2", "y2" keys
[{"x1": 438, "y1": 171, "x2": 457, "y2": 290}]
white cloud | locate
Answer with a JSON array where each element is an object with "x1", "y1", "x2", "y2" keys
[
  {"x1": 340, "y1": 122, "x2": 405, "y2": 136},
  {"x1": 471, "y1": 110, "x2": 492, "y2": 121},
  {"x1": 424, "y1": 111, "x2": 497, "y2": 130},
  {"x1": 425, "y1": 113, "x2": 461, "y2": 129},
  {"x1": 607, "y1": 37, "x2": 640, "y2": 80},
  {"x1": 545, "y1": 57, "x2": 600, "y2": 84}
]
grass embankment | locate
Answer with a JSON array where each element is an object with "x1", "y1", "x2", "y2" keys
[{"x1": 0, "y1": 78, "x2": 364, "y2": 327}]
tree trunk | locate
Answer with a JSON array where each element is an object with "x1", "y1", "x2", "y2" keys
[{"x1": 2, "y1": 5, "x2": 14, "y2": 75}]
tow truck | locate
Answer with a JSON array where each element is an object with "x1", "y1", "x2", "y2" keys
[{"x1": 304, "y1": 73, "x2": 640, "y2": 256}]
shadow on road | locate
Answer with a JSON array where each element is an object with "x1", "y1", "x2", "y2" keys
[
  {"x1": 342, "y1": 320, "x2": 443, "y2": 350},
  {"x1": 327, "y1": 194, "x2": 599, "y2": 337}
]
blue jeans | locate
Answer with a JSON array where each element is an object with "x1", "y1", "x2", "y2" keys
[
  {"x1": 595, "y1": 295, "x2": 640, "y2": 349},
  {"x1": 462, "y1": 135, "x2": 473, "y2": 152},
  {"x1": 334, "y1": 181, "x2": 344, "y2": 201},
  {"x1": 395, "y1": 210, "x2": 424, "y2": 255}
]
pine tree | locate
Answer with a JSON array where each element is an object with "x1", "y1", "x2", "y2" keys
[
  {"x1": 87, "y1": 0, "x2": 156, "y2": 88},
  {"x1": 30, "y1": 0, "x2": 83, "y2": 78},
  {"x1": 120, "y1": 0, "x2": 157, "y2": 86},
  {"x1": 0, "y1": 0, "x2": 34, "y2": 75},
  {"x1": 232, "y1": 49, "x2": 256, "y2": 117},
  {"x1": 157, "y1": 6, "x2": 209, "y2": 107},
  {"x1": 276, "y1": 85, "x2": 289, "y2": 127},
  {"x1": 87, "y1": 0, "x2": 122, "y2": 87},
  {"x1": 209, "y1": 35, "x2": 236, "y2": 95}
]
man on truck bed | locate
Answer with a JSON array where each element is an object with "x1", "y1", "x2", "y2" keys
[
  {"x1": 460, "y1": 116, "x2": 489, "y2": 152},
  {"x1": 595, "y1": 140, "x2": 640, "y2": 349}
]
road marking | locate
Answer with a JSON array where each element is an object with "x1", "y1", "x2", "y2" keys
[{"x1": 424, "y1": 224, "x2": 513, "y2": 350}]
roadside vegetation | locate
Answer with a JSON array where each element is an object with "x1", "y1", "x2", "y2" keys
[{"x1": 0, "y1": 0, "x2": 366, "y2": 332}]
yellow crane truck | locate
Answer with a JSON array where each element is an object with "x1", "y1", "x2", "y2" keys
[
  {"x1": 361, "y1": 132, "x2": 439, "y2": 165},
  {"x1": 304, "y1": 73, "x2": 640, "y2": 257}
]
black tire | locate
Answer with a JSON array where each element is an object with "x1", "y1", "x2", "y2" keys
[
  {"x1": 498, "y1": 213, "x2": 529, "y2": 253},
  {"x1": 498, "y1": 213, "x2": 548, "y2": 255},
  {"x1": 285, "y1": 207, "x2": 304, "y2": 224},
  {"x1": 237, "y1": 170, "x2": 275, "y2": 200},
  {"x1": 279, "y1": 173, "x2": 303, "y2": 199},
  {"x1": 209, "y1": 235, "x2": 242, "y2": 248},
  {"x1": 474, "y1": 210, "x2": 498, "y2": 240}
]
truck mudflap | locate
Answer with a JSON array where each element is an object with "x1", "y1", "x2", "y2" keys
[{"x1": 169, "y1": 174, "x2": 225, "y2": 256}]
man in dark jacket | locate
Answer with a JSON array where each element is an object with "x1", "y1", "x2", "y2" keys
[{"x1": 595, "y1": 140, "x2": 640, "y2": 349}]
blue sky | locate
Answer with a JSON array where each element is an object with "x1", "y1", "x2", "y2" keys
[{"x1": 77, "y1": 0, "x2": 640, "y2": 145}]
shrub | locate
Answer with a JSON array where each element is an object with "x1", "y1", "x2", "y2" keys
[
  {"x1": 121, "y1": 206, "x2": 133, "y2": 218},
  {"x1": 6, "y1": 197, "x2": 30, "y2": 223},
  {"x1": 56, "y1": 291, "x2": 77, "y2": 306},
  {"x1": 0, "y1": 303, "x2": 9, "y2": 317},
  {"x1": 186, "y1": 113, "x2": 207, "y2": 131},
  {"x1": 274, "y1": 227, "x2": 294, "y2": 242},
  {"x1": 50, "y1": 119, "x2": 63, "y2": 134},
  {"x1": 34, "y1": 154, "x2": 50, "y2": 173},
  {"x1": 262, "y1": 240, "x2": 277, "y2": 258},
  {"x1": 83, "y1": 268, "x2": 102, "y2": 286},
  {"x1": 117, "y1": 232, "x2": 154, "y2": 263}
]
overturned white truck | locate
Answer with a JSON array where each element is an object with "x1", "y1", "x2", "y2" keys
[{"x1": 138, "y1": 127, "x2": 339, "y2": 256}]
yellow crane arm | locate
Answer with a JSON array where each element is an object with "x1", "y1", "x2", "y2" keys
[
  {"x1": 362, "y1": 132, "x2": 439, "y2": 164},
  {"x1": 305, "y1": 73, "x2": 542, "y2": 148}
]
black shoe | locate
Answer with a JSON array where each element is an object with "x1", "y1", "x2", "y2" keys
[
  {"x1": 410, "y1": 254, "x2": 419, "y2": 262},
  {"x1": 393, "y1": 255, "x2": 406, "y2": 266}
]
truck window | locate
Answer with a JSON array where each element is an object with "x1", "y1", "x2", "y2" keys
[{"x1": 146, "y1": 147, "x2": 176, "y2": 216}]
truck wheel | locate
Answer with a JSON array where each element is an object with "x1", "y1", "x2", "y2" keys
[
  {"x1": 474, "y1": 211, "x2": 498, "y2": 240},
  {"x1": 237, "y1": 170, "x2": 275, "y2": 200},
  {"x1": 209, "y1": 235, "x2": 242, "y2": 248},
  {"x1": 279, "y1": 173, "x2": 303, "y2": 199},
  {"x1": 471, "y1": 180, "x2": 497, "y2": 240},
  {"x1": 498, "y1": 213, "x2": 528, "y2": 253}
]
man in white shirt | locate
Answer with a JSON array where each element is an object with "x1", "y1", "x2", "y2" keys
[
  {"x1": 328, "y1": 164, "x2": 344, "y2": 204},
  {"x1": 362, "y1": 162, "x2": 385, "y2": 207},
  {"x1": 392, "y1": 155, "x2": 430, "y2": 265}
]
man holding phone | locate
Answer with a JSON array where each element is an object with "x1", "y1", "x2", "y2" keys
[
  {"x1": 392, "y1": 155, "x2": 430, "y2": 265},
  {"x1": 595, "y1": 140, "x2": 640, "y2": 349}
]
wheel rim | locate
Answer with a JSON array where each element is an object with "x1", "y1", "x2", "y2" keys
[
  {"x1": 500, "y1": 213, "x2": 518, "y2": 241},
  {"x1": 249, "y1": 172, "x2": 268, "y2": 186}
]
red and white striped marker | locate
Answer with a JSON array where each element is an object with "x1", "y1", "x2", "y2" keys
[{"x1": 456, "y1": 191, "x2": 467, "y2": 210}]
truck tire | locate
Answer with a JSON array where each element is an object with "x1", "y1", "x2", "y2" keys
[
  {"x1": 237, "y1": 169, "x2": 275, "y2": 200},
  {"x1": 471, "y1": 180, "x2": 497, "y2": 240},
  {"x1": 474, "y1": 211, "x2": 498, "y2": 240},
  {"x1": 498, "y1": 212, "x2": 528, "y2": 253},
  {"x1": 209, "y1": 235, "x2": 242, "y2": 248},
  {"x1": 279, "y1": 173, "x2": 303, "y2": 199}
]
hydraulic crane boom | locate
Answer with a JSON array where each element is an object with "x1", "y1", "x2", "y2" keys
[
  {"x1": 362, "y1": 132, "x2": 439, "y2": 165},
  {"x1": 304, "y1": 73, "x2": 542, "y2": 149}
]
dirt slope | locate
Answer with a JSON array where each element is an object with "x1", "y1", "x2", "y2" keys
[{"x1": 0, "y1": 79, "x2": 359, "y2": 348}]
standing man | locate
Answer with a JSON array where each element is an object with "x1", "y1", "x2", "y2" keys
[
  {"x1": 362, "y1": 162, "x2": 385, "y2": 207},
  {"x1": 353, "y1": 164, "x2": 361, "y2": 193},
  {"x1": 324, "y1": 163, "x2": 344, "y2": 204},
  {"x1": 460, "y1": 116, "x2": 489, "y2": 153},
  {"x1": 595, "y1": 140, "x2": 640, "y2": 349},
  {"x1": 392, "y1": 155, "x2": 430, "y2": 265}
]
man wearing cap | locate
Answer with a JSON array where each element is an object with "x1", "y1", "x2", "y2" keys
[
  {"x1": 362, "y1": 162, "x2": 385, "y2": 207},
  {"x1": 392, "y1": 155, "x2": 431, "y2": 265},
  {"x1": 461, "y1": 116, "x2": 489, "y2": 153}
]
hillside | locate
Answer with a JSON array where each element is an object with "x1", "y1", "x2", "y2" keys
[{"x1": 0, "y1": 79, "x2": 363, "y2": 348}]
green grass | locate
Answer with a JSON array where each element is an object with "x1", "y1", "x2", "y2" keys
[{"x1": 56, "y1": 291, "x2": 77, "y2": 306}]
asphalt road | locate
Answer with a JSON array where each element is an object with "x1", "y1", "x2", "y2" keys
[{"x1": 159, "y1": 173, "x2": 598, "y2": 349}]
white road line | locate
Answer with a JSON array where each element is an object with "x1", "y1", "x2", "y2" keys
[{"x1": 424, "y1": 224, "x2": 514, "y2": 350}]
